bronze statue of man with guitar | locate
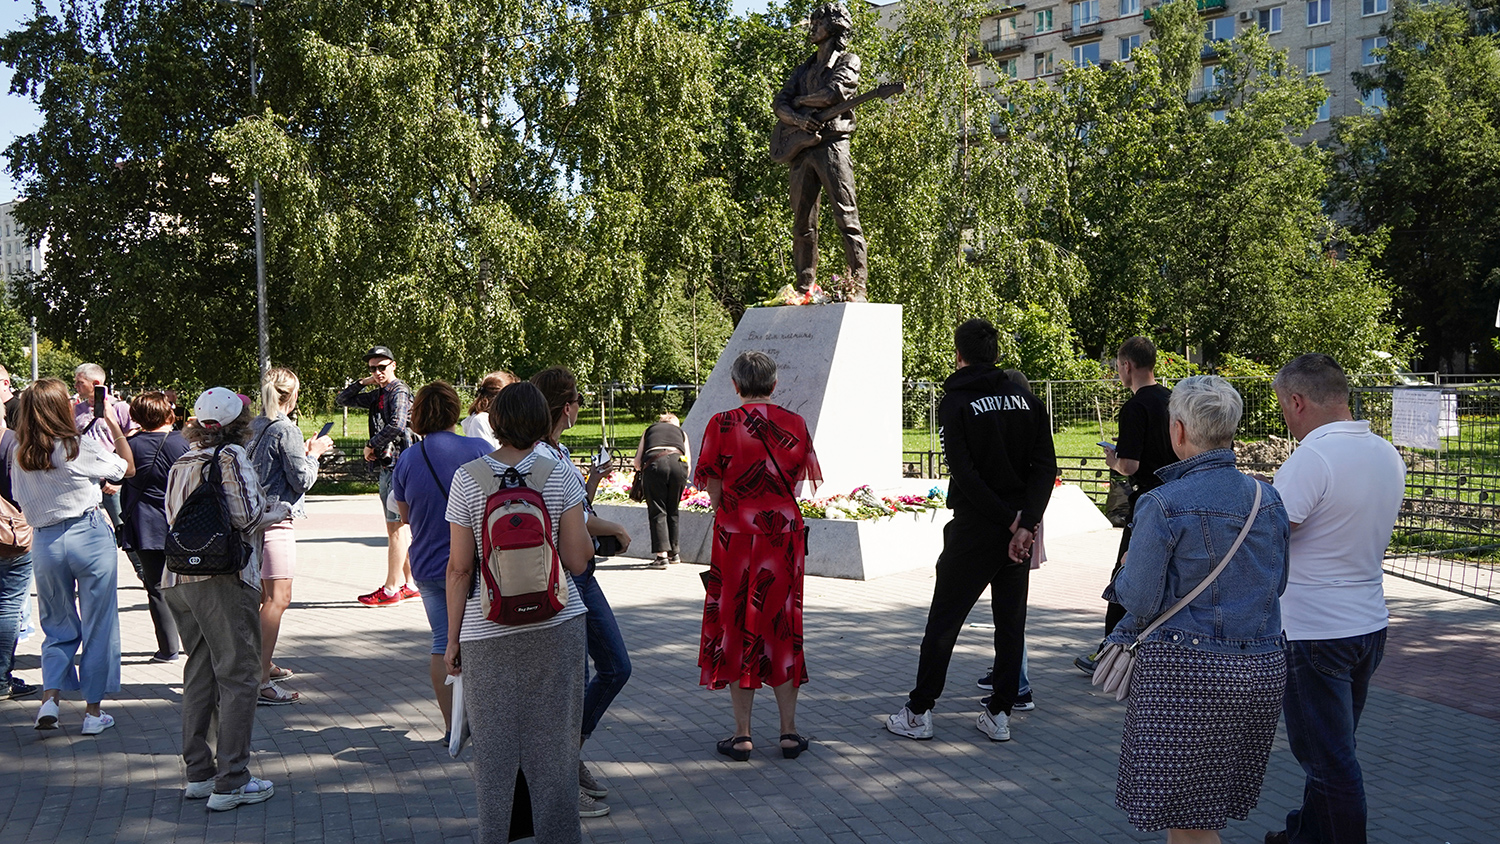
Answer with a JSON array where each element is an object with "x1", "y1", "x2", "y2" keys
[{"x1": 771, "y1": 2, "x2": 878, "y2": 303}]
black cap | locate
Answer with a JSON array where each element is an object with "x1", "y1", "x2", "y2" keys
[{"x1": 364, "y1": 346, "x2": 395, "y2": 362}]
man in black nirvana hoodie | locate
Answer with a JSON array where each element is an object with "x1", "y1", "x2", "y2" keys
[{"x1": 887, "y1": 318, "x2": 1056, "y2": 743}]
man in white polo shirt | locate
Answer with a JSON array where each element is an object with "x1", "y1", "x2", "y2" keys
[{"x1": 1265, "y1": 354, "x2": 1406, "y2": 844}]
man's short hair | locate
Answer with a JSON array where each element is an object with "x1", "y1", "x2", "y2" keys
[
  {"x1": 1117, "y1": 336, "x2": 1157, "y2": 371},
  {"x1": 1169, "y1": 375, "x2": 1243, "y2": 450},
  {"x1": 954, "y1": 318, "x2": 999, "y2": 367},
  {"x1": 1273, "y1": 353, "x2": 1350, "y2": 407},
  {"x1": 74, "y1": 362, "x2": 106, "y2": 383},
  {"x1": 489, "y1": 382, "x2": 552, "y2": 449},
  {"x1": 731, "y1": 351, "x2": 778, "y2": 398},
  {"x1": 411, "y1": 381, "x2": 462, "y2": 436}
]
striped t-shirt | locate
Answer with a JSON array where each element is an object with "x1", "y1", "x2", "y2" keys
[{"x1": 446, "y1": 448, "x2": 586, "y2": 642}]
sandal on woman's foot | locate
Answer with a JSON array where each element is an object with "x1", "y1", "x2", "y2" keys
[
  {"x1": 716, "y1": 735, "x2": 752, "y2": 762},
  {"x1": 257, "y1": 681, "x2": 300, "y2": 706},
  {"x1": 780, "y1": 733, "x2": 810, "y2": 759},
  {"x1": 268, "y1": 665, "x2": 295, "y2": 681}
]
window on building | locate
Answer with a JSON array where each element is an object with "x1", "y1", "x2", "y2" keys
[
  {"x1": 1072, "y1": 0, "x2": 1100, "y2": 27},
  {"x1": 1001, "y1": 57, "x2": 1019, "y2": 78},
  {"x1": 1120, "y1": 33, "x2": 1143, "y2": 60},
  {"x1": 1120, "y1": 0, "x2": 1141, "y2": 16},
  {"x1": 1307, "y1": 0, "x2": 1332, "y2": 26},
  {"x1": 1212, "y1": 109, "x2": 1228, "y2": 121},
  {"x1": 1203, "y1": 65, "x2": 1224, "y2": 89},
  {"x1": 1316, "y1": 96, "x2": 1331, "y2": 122},
  {"x1": 1361, "y1": 36, "x2": 1388, "y2": 65},
  {"x1": 1258, "y1": 6, "x2": 1283, "y2": 33},
  {"x1": 1205, "y1": 16, "x2": 1235, "y2": 41},
  {"x1": 1361, "y1": 88, "x2": 1387, "y2": 111},
  {"x1": 1362, "y1": 0, "x2": 1388, "y2": 14},
  {"x1": 1036, "y1": 9, "x2": 1055, "y2": 33},
  {"x1": 1072, "y1": 42, "x2": 1101, "y2": 66},
  {"x1": 996, "y1": 16, "x2": 1019, "y2": 39},
  {"x1": 1306, "y1": 45, "x2": 1332, "y2": 74},
  {"x1": 1035, "y1": 51, "x2": 1055, "y2": 76}
]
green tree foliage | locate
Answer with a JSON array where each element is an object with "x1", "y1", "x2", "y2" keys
[
  {"x1": 1, "y1": 0, "x2": 1411, "y2": 391},
  {"x1": 1330, "y1": 0, "x2": 1500, "y2": 371}
]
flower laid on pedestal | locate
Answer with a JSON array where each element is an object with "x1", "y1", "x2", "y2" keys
[{"x1": 597, "y1": 472, "x2": 945, "y2": 522}]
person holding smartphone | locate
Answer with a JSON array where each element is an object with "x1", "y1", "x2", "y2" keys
[
  {"x1": 249, "y1": 368, "x2": 334, "y2": 704},
  {"x1": 71, "y1": 364, "x2": 137, "y2": 553},
  {"x1": 335, "y1": 346, "x2": 417, "y2": 606}
]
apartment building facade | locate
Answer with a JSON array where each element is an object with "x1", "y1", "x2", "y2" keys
[
  {"x1": 875, "y1": 0, "x2": 1395, "y2": 142},
  {"x1": 0, "y1": 200, "x2": 47, "y2": 293}
]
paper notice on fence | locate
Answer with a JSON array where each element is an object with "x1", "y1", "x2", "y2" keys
[{"x1": 1392, "y1": 388, "x2": 1442, "y2": 450}]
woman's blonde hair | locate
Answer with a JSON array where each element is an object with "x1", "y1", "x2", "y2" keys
[
  {"x1": 261, "y1": 367, "x2": 300, "y2": 420},
  {"x1": 16, "y1": 378, "x2": 82, "y2": 471}
]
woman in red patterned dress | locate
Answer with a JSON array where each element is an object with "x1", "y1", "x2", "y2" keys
[{"x1": 694, "y1": 351, "x2": 821, "y2": 762}]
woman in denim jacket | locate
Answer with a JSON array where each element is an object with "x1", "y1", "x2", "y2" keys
[{"x1": 1103, "y1": 375, "x2": 1290, "y2": 844}]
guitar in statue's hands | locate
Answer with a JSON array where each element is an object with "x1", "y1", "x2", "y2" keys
[{"x1": 769, "y1": 81, "x2": 906, "y2": 164}]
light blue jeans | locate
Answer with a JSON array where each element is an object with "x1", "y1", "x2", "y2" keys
[{"x1": 33, "y1": 510, "x2": 121, "y2": 702}]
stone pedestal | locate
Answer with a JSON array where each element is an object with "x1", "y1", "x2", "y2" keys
[{"x1": 681, "y1": 303, "x2": 903, "y2": 497}]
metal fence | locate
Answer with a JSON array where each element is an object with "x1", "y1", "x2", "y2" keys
[{"x1": 306, "y1": 372, "x2": 1497, "y2": 603}]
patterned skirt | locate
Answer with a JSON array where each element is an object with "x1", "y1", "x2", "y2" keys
[
  {"x1": 1116, "y1": 641, "x2": 1287, "y2": 832},
  {"x1": 698, "y1": 528, "x2": 807, "y2": 691}
]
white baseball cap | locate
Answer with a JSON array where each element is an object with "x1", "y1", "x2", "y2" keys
[{"x1": 193, "y1": 387, "x2": 244, "y2": 428}]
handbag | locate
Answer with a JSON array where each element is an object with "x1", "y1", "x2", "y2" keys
[
  {"x1": 1092, "y1": 481, "x2": 1262, "y2": 702},
  {"x1": 628, "y1": 471, "x2": 645, "y2": 502}
]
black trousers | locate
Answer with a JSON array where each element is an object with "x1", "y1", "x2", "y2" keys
[
  {"x1": 908, "y1": 517, "x2": 1029, "y2": 717},
  {"x1": 1103, "y1": 503, "x2": 1137, "y2": 637},
  {"x1": 641, "y1": 455, "x2": 688, "y2": 556},
  {"x1": 134, "y1": 549, "x2": 181, "y2": 657}
]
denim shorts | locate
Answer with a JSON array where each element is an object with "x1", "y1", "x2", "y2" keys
[
  {"x1": 377, "y1": 467, "x2": 401, "y2": 523},
  {"x1": 415, "y1": 578, "x2": 448, "y2": 655}
]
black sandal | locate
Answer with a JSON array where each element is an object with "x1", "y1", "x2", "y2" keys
[
  {"x1": 716, "y1": 735, "x2": 752, "y2": 762},
  {"x1": 780, "y1": 733, "x2": 809, "y2": 759}
]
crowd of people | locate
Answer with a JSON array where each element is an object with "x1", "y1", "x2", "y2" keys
[{"x1": 0, "y1": 329, "x2": 1407, "y2": 844}]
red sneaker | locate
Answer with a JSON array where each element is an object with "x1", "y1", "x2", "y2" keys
[
  {"x1": 396, "y1": 584, "x2": 421, "y2": 602},
  {"x1": 358, "y1": 587, "x2": 401, "y2": 606}
]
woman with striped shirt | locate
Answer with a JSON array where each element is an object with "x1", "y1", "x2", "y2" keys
[
  {"x1": 13, "y1": 378, "x2": 135, "y2": 735},
  {"x1": 444, "y1": 382, "x2": 594, "y2": 843}
]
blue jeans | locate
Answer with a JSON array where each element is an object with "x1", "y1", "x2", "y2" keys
[
  {"x1": 0, "y1": 551, "x2": 34, "y2": 684},
  {"x1": 573, "y1": 570, "x2": 631, "y2": 740},
  {"x1": 33, "y1": 510, "x2": 121, "y2": 702},
  {"x1": 1283, "y1": 628, "x2": 1387, "y2": 844}
]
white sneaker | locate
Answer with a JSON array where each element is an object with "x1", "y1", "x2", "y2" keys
[
  {"x1": 183, "y1": 781, "x2": 215, "y2": 799},
  {"x1": 34, "y1": 698, "x2": 59, "y2": 730},
  {"x1": 977, "y1": 709, "x2": 1011, "y2": 742},
  {"x1": 80, "y1": 712, "x2": 114, "y2": 736},
  {"x1": 885, "y1": 705, "x2": 934, "y2": 740},
  {"x1": 206, "y1": 777, "x2": 275, "y2": 812}
]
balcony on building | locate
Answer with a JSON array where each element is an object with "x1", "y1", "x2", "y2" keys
[
  {"x1": 985, "y1": 35, "x2": 1027, "y2": 56},
  {"x1": 1144, "y1": 0, "x2": 1228, "y2": 21},
  {"x1": 1063, "y1": 17, "x2": 1105, "y2": 41}
]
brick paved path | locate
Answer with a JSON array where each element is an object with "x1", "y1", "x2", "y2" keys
[{"x1": 3, "y1": 495, "x2": 1497, "y2": 843}]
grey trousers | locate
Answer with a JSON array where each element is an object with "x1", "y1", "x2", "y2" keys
[
  {"x1": 164, "y1": 576, "x2": 262, "y2": 793},
  {"x1": 464, "y1": 615, "x2": 586, "y2": 844}
]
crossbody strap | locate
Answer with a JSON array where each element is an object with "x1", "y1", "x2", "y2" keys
[
  {"x1": 420, "y1": 441, "x2": 449, "y2": 501},
  {"x1": 744, "y1": 408, "x2": 794, "y2": 499},
  {"x1": 1131, "y1": 480, "x2": 1263, "y2": 649}
]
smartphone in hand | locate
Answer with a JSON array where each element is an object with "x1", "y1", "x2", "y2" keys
[
  {"x1": 1097, "y1": 441, "x2": 1114, "y2": 450},
  {"x1": 318, "y1": 421, "x2": 335, "y2": 439},
  {"x1": 93, "y1": 385, "x2": 106, "y2": 419},
  {"x1": 592, "y1": 448, "x2": 612, "y2": 470}
]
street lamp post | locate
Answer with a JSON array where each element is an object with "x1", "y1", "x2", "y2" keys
[{"x1": 221, "y1": 0, "x2": 269, "y2": 383}]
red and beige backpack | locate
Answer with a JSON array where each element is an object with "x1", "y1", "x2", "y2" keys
[{"x1": 459, "y1": 454, "x2": 569, "y2": 625}]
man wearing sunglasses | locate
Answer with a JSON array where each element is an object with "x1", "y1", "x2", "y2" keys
[{"x1": 336, "y1": 346, "x2": 417, "y2": 606}]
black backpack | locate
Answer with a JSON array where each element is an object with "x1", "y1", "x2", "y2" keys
[{"x1": 165, "y1": 444, "x2": 252, "y2": 576}]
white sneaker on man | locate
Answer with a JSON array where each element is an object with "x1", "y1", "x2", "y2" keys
[
  {"x1": 976, "y1": 709, "x2": 1011, "y2": 742},
  {"x1": 183, "y1": 781, "x2": 215, "y2": 800},
  {"x1": 206, "y1": 777, "x2": 275, "y2": 812},
  {"x1": 885, "y1": 705, "x2": 934, "y2": 740},
  {"x1": 80, "y1": 712, "x2": 114, "y2": 736},
  {"x1": 34, "y1": 697, "x2": 59, "y2": 730}
]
